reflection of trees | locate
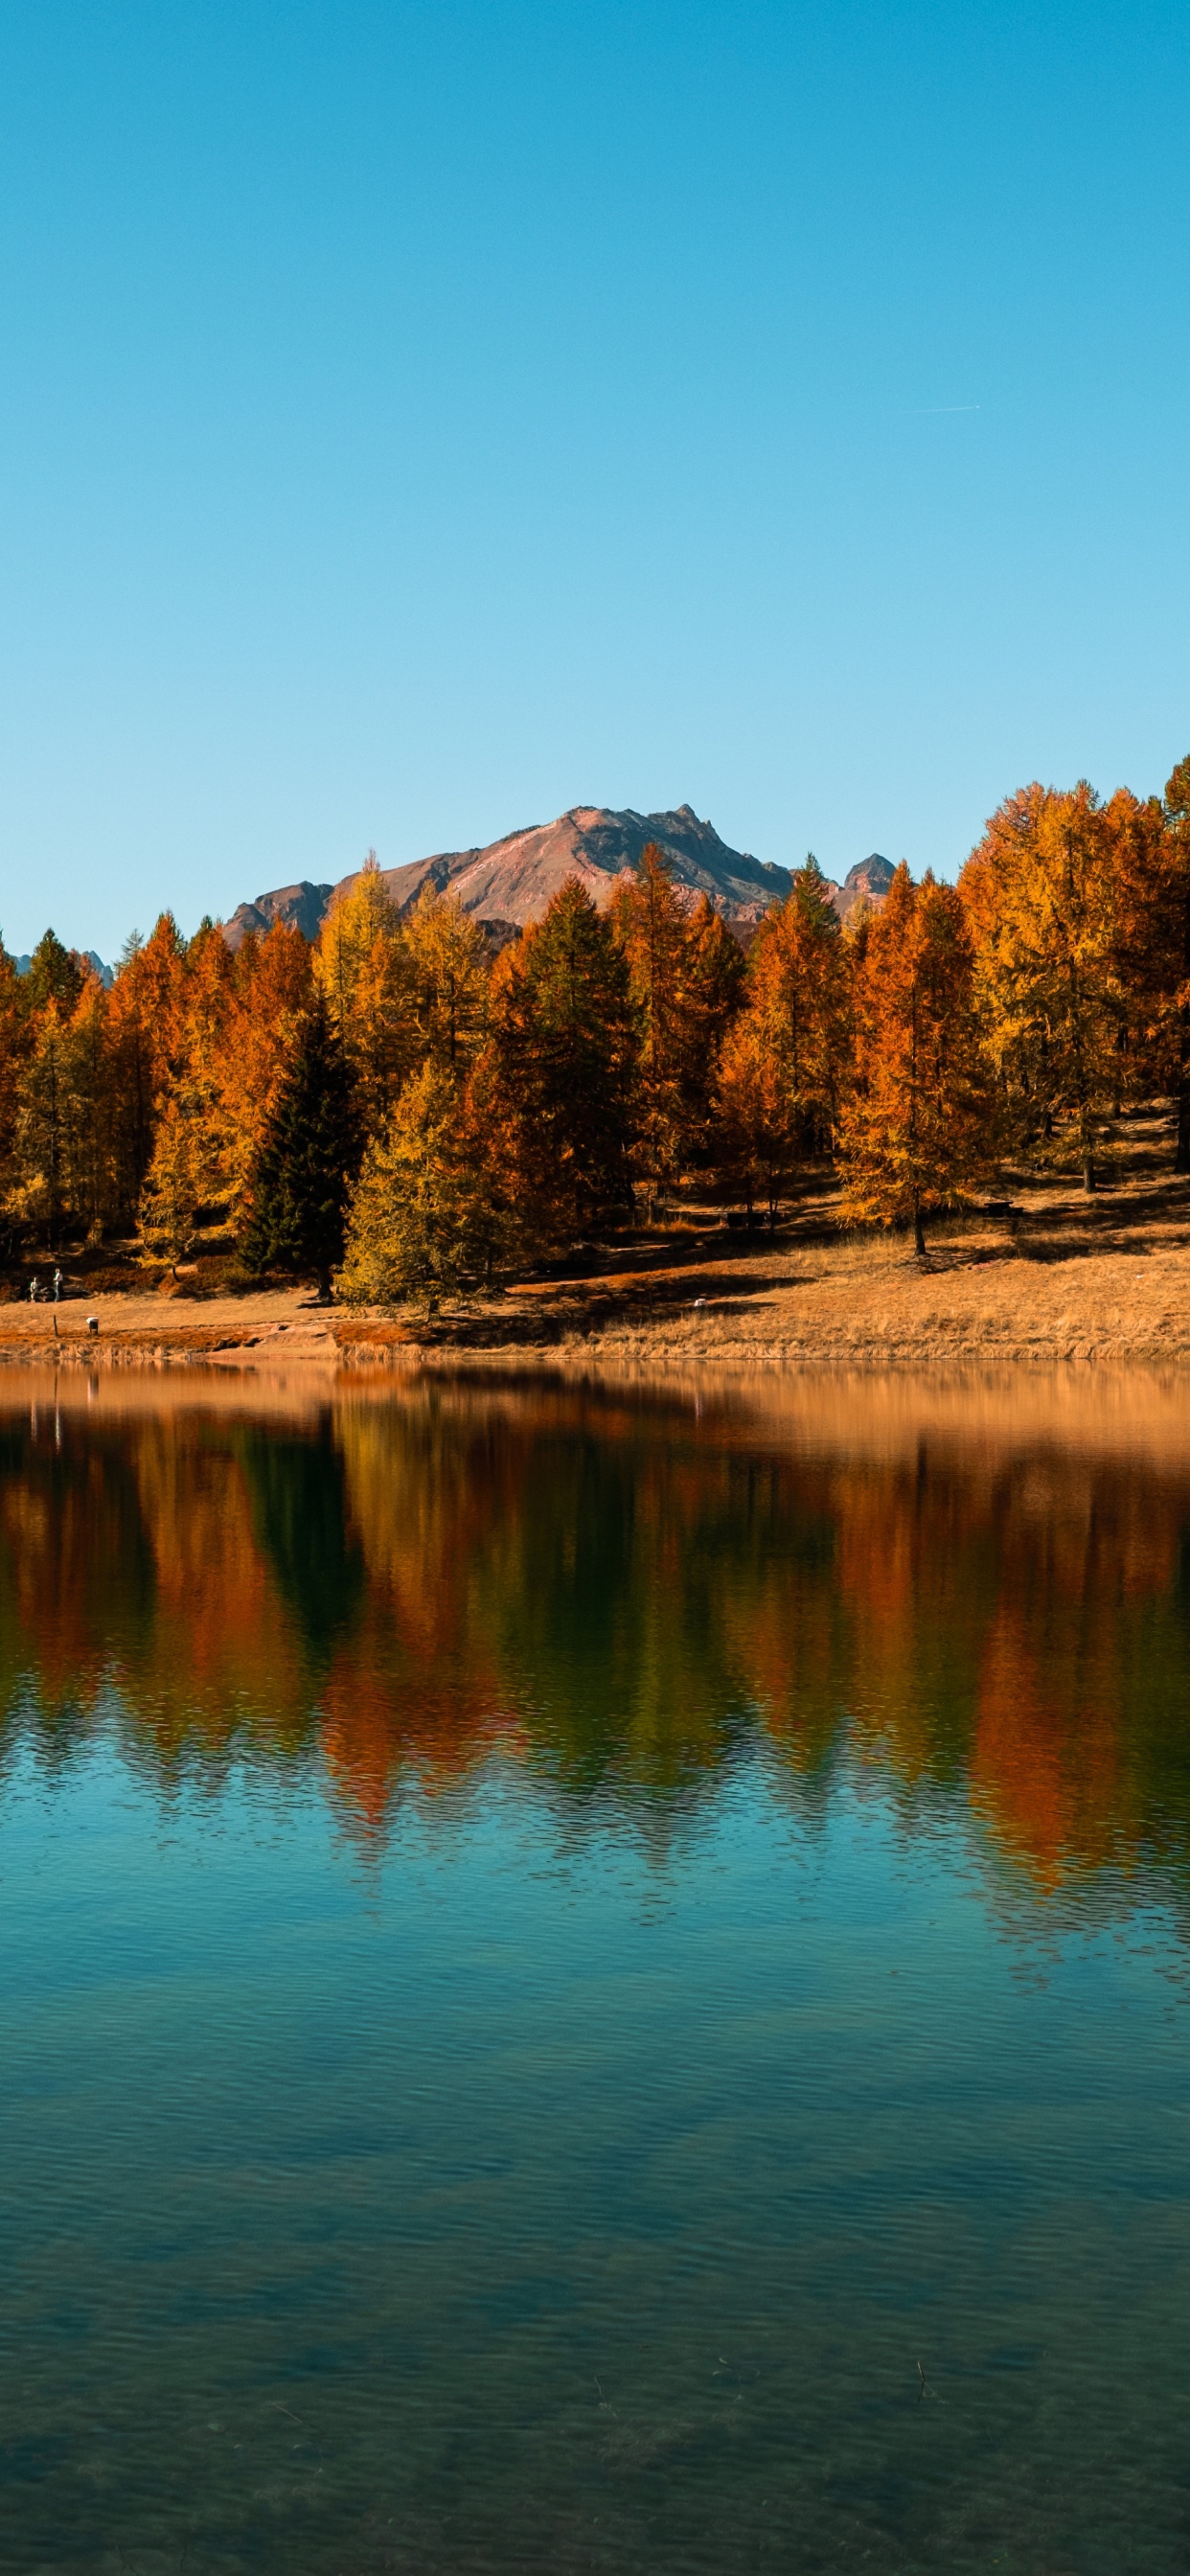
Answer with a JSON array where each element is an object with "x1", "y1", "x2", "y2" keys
[
  {"x1": 236, "y1": 1426, "x2": 364, "y2": 1672},
  {"x1": 0, "y1": 1418, "x2": 154, "y2": 1757},
  {"x1": 1, "y1": 1384, "x2": 1189, "y2": 1900}
]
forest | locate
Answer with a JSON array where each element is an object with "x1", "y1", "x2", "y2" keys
[{"x1": 2, "y1": 755, "x2": 1189, "y2": 1303}]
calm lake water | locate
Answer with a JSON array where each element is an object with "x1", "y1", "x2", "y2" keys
[{"x1": 3, "y1": 1365, "x2": 1190, "y2": 2575}]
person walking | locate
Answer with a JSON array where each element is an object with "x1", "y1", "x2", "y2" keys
[
  {"x1": 53, "y1": 1269, "x2": 61, "y2": 1303},
  {"x1": 29, "y1": 1276, "x2": 38, "y2": 1304}
]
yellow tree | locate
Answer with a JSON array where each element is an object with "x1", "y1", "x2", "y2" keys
[
  {"x1": 403, "y1": 884, "x2": 490, "y2": 1077},
  {"x1": 840, "y1": 865, "x2": 997, "y2": 1254},
  {"x1": 960, "y1": 782, "x2": 1120, "y2": 1188},
  {"x1": 171, "y1": 920, "x2": 237, "y2": 1217},
  {"x1": 314, "y1": 854, "x2": 415, "y2": 1137},
  {"x1": 139, "y1": 1089, "x2": 210, "y2": 1274}
]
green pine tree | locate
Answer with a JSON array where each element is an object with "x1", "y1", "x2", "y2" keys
[
  {"x1": 240, "y1": 1000, "x2": 362, "y2": 1300},
  {"x1": 21, "y1": 930, "x2": 84, "y2": 1022},
  {"x1": 488, "y1": 878, "x2": 638, "y2": 1246},
  {"x1": 338, "y1": 1061, "x2": 508, "y2": 1317}
]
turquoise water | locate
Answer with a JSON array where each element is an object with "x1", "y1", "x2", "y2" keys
[{"x1": 3, "y1": 1371, "x2": 1190, "y2": 2571}]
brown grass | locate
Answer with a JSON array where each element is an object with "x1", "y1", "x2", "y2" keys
[{"x1": 3, "y1": 1104, "x2": 1189, "y2": 1373}]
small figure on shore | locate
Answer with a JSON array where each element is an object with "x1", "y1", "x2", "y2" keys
[
  {"x1": 53, "y1": 1269, "x2": 62, "y2": 1303},
  {"x1": 29, "y1": 1276, "x2": 39, "y2": 1304}
]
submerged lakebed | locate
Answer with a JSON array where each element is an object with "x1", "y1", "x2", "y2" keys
[{"x1": 3, "y1": 1366, "x2": 1190, "y2": 2573}]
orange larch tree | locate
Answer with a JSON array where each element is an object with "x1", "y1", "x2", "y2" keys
[
  {"x1": 219, "y1": 922, "x2": 314, "y2": 1229},
  {"x1": 841, "y1": 864, "x2": 997, "y2": 1254},
  {"x1": 713, "y1": 857, "x2": 851, "y2": 1220}
]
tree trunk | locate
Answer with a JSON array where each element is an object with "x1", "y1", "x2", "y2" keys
[
  {"x1": 316, "y1": 1263, "x2": 332, "y2": 1302},
  {"x1": 913, "y1": 1193, "x2": 927, "y2": 1258}
]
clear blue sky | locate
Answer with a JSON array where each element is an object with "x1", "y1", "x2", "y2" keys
[{"x1": 2, "y1": 0, "x2": 1187, "y2": 957}]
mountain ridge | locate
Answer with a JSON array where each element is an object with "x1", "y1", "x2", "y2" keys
[{"x1": 222, "y1": 805, "x2": 894, "y2": 950}]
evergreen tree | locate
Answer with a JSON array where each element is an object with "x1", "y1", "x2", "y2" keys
[
  {"x1": 679, "y1": 894, "x2": 746, "y2": 1162},
  {"x1": 240, "y1": 1000, "x2": 362, "y2": 1299},
  {"x1": 61, "y1": 974, "x2": 116, "y2": 1238},
  {"x1": 610, "y1": 841, "x2": 693, "y2": 1209},
  {"x1": 20, "y1": 929, "x2": 83, "y2": 1021},
  {"x1": 338, "y1": 1062, "x2": 509, "y2": 1316},
  {"x1": 8, "y1": 1002, "x2": 70, "y2": 1243},
  {"x1": 0, "y1": 938, "x2": 26, "y2": 1215},
  {"x1": 488, "y1": 877, "x2": 638, "y2": 1246}
]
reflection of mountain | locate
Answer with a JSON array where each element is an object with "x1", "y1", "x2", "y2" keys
[{"x1": 2, "y1": 1377, "x2": 1189, "y2": 1901}]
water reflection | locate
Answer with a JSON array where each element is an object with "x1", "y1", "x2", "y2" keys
[{"x1": 3, "y1": 1368, "x2": 1190, "y2": 1901}]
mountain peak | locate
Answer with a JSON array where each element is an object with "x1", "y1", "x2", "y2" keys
[{"x1": 222, "y1": 809, "x2": 894, "y2": 949}]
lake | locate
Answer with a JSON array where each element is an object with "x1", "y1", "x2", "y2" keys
[{"x1": 3, "y1": 1364, "x2": 1190, "y2": 2574}]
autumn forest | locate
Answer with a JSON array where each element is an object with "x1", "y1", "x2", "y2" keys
[{"x1": 4, "y1": 756, "x2": 1190, "y2": 1302}]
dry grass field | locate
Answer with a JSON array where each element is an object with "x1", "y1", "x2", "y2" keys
[{"x1": 2, "y1": 1105, "x2": 1188, "y2": 1373}]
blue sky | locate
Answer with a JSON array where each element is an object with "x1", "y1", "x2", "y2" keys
[{"x1": 2, "y1": 0, "x2": 1188, "y2": 956}]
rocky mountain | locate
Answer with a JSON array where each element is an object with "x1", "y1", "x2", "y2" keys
[
  {"x1": 835, "y1": 854, "x2": 896, "y2": 916},
  {"x1": 222, "y1": 806, "x2": 894, "y2": 951},
  {"x1": 14, "y1": 946, "x2": 113, "y2": 987},
  {"x1": 221, "y1": 880, "x2": 335, "y2": 950}
]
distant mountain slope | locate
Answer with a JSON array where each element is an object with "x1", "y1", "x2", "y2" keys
[
  {"x1": 13, "y1": 947, "x2": 113, "y2": 987},
  {"x1": 222, "y1": 807, "x2": 894, "y2": 950},
  {"x1": 222, "y1": 880, "x2": 334, "y2": 950}
]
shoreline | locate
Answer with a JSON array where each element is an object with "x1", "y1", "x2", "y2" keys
[
  {"x1": 5, "y1": 1110, "x2": 1189, "y2": 1376},
  {"x1": 1, "y1": 1276, "x2": 1188, "y2": 1373},
  {"x1": 5, "y1": 1351, "x2": 1190, "y2": 1484}
]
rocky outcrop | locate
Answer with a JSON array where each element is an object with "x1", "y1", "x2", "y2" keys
[
  {"x1": 835, "y1": 855, "x2": 896, "y2": 917},
  {"x1": 223, "y1": 880, "x2": 335, "y2": 953}
]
